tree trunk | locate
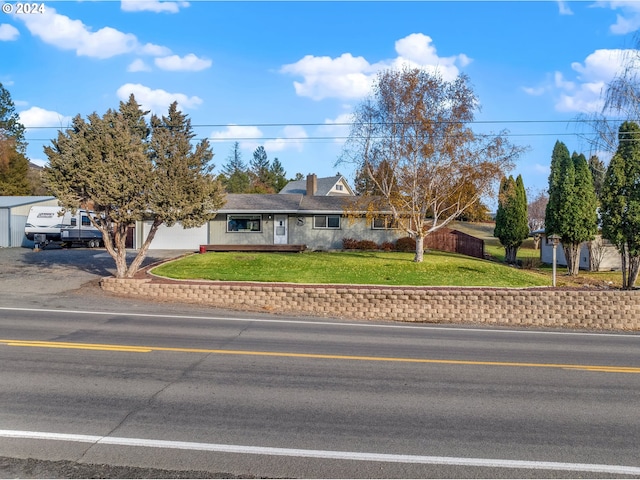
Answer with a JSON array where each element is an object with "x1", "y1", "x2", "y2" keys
[
  {"x1": 532, "y1": 234, "x2": 541, "y2": 250},
  {"x1": 126, "y1": 218, "x2": 163, "y2": 278},
  {"x1": 621, "y1": 247, "x2": 628, "y2": 290},
  {"x1": 563, "y1": 243, "x2": 581, "y2": 276},
  {"x1": 627, "y1": 255, "x2": 640, "y2": 289},
  {"x1": 505, "y1": 246, "x2": 518, "y2": 264},
  {"x1": 414, "y1": 235, "x2": 424, "y2": 263}
]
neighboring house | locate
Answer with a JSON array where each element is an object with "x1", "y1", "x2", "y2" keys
[
  {"x1": 0, "y1": 196, "x2": 58, "y2": 247},
  {"x1": 278, "y1": 173, "x2": 355, "y2": 196},
  {"x1": 138, "y1": 174, "x2": 403, "y2": 250},
  {"x1": 535, "y1": 230, "x2": 621, "y2": 271}
]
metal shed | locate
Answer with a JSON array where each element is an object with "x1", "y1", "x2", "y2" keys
[{"x1": 0, "y1": 196, "x2": 58, "y2": 247}]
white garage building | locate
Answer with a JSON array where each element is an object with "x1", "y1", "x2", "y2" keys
[{"x1": 0, "y1": 196, "x2": 58, "y2": 247}]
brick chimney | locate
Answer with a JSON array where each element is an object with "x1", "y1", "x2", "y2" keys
[{"x1": 306, "y1": 174, "x2": 317, "y2": 196}]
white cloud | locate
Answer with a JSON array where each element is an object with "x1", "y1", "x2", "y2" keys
[
  {"x1": 155, "y1": 53, "x2": 212, "y2": 72},
  {"x1": 15, "y1": 6, "x2": 173, "y2": 60},
  {"x1": 210, "y1": 125, "x2": 264, "y2": 152},
  {"x1": 557, "y1": 1, "x2": 573, "y2": 15},
  {"x1": 127, "y1": 59, "x2": 151, "y2": 72},
  {"x1": 265, "y1": 126, "x2": 308, "y2": 153},
  {"x1": 0, "y1": 24, "x2": 19, "y2": 41},
  {"x1": 209, "y1": 124, "x2": 309, "y2": 153},
  {"x1": 280, "y1": 33, "x2": 471, "y2": 101},
  {"x1": 521, "y1": 86, "x2": 546, "y2": 96},
  {"x1": 601, "y1": 1, "x2": 640, "y2": 34},
  {"x1": 17, "y1": 7, "x2": 138, "y2": 59},
  {"x1": 280, "y1": 53, "x2": 376, "y2": 100},
  {"x1": 139, "y1": 43, "x2": 172, "y2": 57},
  {"x1": 316, "y1": 112, "x2": 353, "y2": 145},
  {"x1": 533, "y1": 163, "x2": 550, "y2": 175},
  {"x1": 554, "y1": 49, "x2": 631, "y2": 113},
  {"x1": 19, "y1": 106, "x2": 72, "y2": 129},
  {"x1": 121, "y1": 0, "x2": 190, "y2": 14},
  {"x1": 116, "y1": 83, "x2": 202, "y2": 112}
]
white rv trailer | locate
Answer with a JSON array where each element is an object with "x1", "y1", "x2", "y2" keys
[{"x1": 24, "y1": 206, "x2": 102, "y2": 248}]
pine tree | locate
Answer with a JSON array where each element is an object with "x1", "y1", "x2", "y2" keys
[
  {"x1": 494, "y1": 175, "x2": 528, "y2": 264},
  {"x1": 545, "y1": 141, "x2": 598, "y2": 275},
  {"x1": 0, "y1": 135, "x2": 30, "y2": 195},
  {"x1": 588, "y1": 155, "x2": 606, "y2": 201},
  {"x1": 220, "y1": 142, "x2": 250, "y2": 193},
  {"x1": 249, "y1": 146, "x2": 275, "y2": 193},
  {"x1": 601, "y1": 121, "x2": 640, "y2": 289},
  {"x1": 0, "y1": 82, "x2": 30, "y2": 194},
  {"x1": 270, "y1": 158, "x2": 288, "y2": 192}
]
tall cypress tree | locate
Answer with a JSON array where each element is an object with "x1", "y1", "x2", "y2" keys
[
  {"x1": 494, "y1": 174, "x2": 529, "y2": 264},
  {"x1": 545, "y1": 141, "x2": 598, "y2": 275},
  {"x1": 601, "y1": 121, "x2": 640, "y2": 289}
]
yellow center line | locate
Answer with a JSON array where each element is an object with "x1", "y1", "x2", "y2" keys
[{"x1": 1, "y1": 338, "x2": 640, "y2": 373}]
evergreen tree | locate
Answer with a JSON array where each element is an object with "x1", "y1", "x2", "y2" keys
[
  {"x1": 545, "y1": 141, "x2": 598, "y2": 275},
  {"x1": 0, "y1": 135, "x2": 30, "y2": 195},
  {"x1": 588, "y1": 155, "x2": 606, "y2": 201},
  {"x1": 249, "y1": 146, "x2": 275, "y2": 193},
  {"x1": 494, "y1": 174, "x2": 528, "y2": 264},
  {"x1": 0, "y1": 82, "x2": 26, "y2": 153},
  {"x1": 0, "y1": 82, "x2": 30, "y2": 194},
  {"x1": 44, "y1": 95, "x2": 225, "y2": 278},
  {"x1": 220, "y1": 142, "x2": 250, "y2": 193},
  {"x1": 270, "y1": 158, "x2": 288, "y2": 192},
  {"x1": 601, "y1": 121, "x2": 640, "y2": 289}
]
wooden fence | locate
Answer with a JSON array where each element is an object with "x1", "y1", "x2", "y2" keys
[{"x1": 424, "y1": 228, "x2": 484, "y2": 259}]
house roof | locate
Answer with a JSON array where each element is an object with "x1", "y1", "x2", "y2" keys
[
  {"x1": 218, "y1": 193, "x2": 385, "y2": 215},
  {"x1": 279, "y1": 175, "x2": 354, "y2": 196},
  {"x1": 219, "y1": 194, "x2": 303, "y2": 213},
  {"x1": 0, "y1": 196, "x2": 57, "y2": 208}
]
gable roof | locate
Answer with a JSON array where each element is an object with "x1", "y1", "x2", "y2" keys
[
  {"x1": 279, "y1": 175, "x2": 354, "y2": 196},
  {"x1": 218, "y1": 193, "x2": 387, "y2": 215}
]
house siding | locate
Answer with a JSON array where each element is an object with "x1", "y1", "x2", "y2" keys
[
  {"x1": 540, "y1": 234, "x2": 621, "y2": 271},
  {"x1": 208, "y1": 214, "x2": 403, "y2": 250}
]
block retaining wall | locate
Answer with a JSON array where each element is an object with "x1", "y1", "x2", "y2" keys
[{"x1": 100, "y1": 277, "x2": 640, "y2": 331}]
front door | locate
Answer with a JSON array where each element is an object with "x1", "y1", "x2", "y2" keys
[{"x1": 274, "y1": 215, "x2": 288, "y2": 244}]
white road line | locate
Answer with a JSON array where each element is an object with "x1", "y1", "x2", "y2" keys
[
  {"x1": 0, "y1": 429, "x2": 639, "y2": 475},
  {"x1": 0, "y1": 306, "x2": 637, "y2": 338}
]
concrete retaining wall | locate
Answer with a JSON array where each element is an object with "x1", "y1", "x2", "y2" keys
[{"x1": 100, "y1": 278, "x2": 640, "y2": 331}]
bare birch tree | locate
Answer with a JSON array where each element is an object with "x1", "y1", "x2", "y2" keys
[{"x1": 340, "y1": 67, "x2": 525, "y2": 262}]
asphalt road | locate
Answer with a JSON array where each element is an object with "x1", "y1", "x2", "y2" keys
[{"x1": 1, "y1": 247, "x2": 640, "y2": 478}]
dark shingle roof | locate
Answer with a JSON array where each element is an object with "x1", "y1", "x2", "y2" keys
[
  {"x1": 217, "y1": 193, "x2": 388, "y2": 214},
  {"x1": 218, "y1": 194, "x2": 303, "y2": 213}
]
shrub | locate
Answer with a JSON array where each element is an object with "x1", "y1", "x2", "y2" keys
[
  {"x1": 395, "y1": 237, "x2": 416, "y2": 252},
  {"x1": 342, "y1": 238, "x2": 359, "y2": 249},
  {"x1": 522, "y1": 257, "x2": 542, "y2": 270},
  {"x1": 380, "y1": 241, "x2": 395, "y2": 252},
  {"x1": 357, "y1": 240, "x2": 379, "y2": 250}
]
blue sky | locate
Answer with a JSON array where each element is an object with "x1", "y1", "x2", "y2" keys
[{"x1": 1, "y1": 1, "x2": 637, "y2": 198}]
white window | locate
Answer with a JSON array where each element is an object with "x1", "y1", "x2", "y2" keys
[{"x1": 314, "y1": 215, "x2": 340, "y2": 229}]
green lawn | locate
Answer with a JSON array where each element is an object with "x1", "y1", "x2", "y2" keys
[
  {"x1": 152, "y1": 250, "x2": 551, "y2": 288},
  {"x1": 151, "y1": 220, "x2": 624, "y2": 289}
]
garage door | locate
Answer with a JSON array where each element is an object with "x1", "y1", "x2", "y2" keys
[{"x1": 141, "y1": 222, "x2": 208, "y2": 250}]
